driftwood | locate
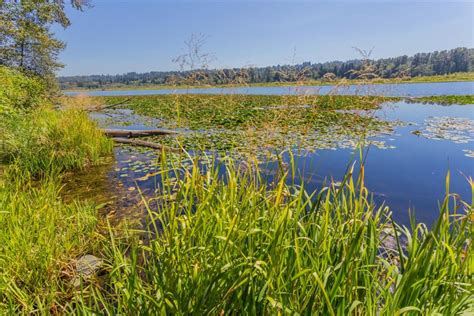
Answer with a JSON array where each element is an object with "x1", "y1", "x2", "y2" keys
[
  {"x1": 104, "y1": 127, "x2": 180, "y2": 151},
  {"x1": 112, "y1": 138, "x2": 181, "y2": 152},
  {"x1": 103, "y1": 129, "x2": 178, "y2": 138}
]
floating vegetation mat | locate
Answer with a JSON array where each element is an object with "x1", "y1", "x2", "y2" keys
[
  {"x1": 92, "y1": 95, "x2": 474, "y2": 161},
  {"x1": 90, "y1": 108, "x2": 162, "y2": 128},
  {"x1": 97, "y1": 94, "x2": 401, "y2": 155},
  {"x1": 410, "y1": 95, "x2": 474, "y2": 105},
  {"x1": 462, "y1": 149, "x2": 474, "y2": 158},
  {"x1": 414, "y1": 116, "x2": 474, "y2": 144},
  {"x1": 154, "y1": 124, "x2": 397, "y2": 157}
]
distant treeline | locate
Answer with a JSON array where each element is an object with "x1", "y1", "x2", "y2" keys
[{"x1": 59, "y1": 47, "x2": 473, "y2": 89}]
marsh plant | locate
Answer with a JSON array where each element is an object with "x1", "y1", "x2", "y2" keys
[{"x1": 67, "y1": 152, "x2": 473, "y2": 315}]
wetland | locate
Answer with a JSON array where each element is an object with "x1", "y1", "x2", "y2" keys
[{"x1": 69, "y1": 92, "x2": 474, "y2": 227}]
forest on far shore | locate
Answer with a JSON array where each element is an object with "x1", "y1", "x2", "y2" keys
[{"x1": 59, "y1": 47, "x2": 473, "y2": 89}]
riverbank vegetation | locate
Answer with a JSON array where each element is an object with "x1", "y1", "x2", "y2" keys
[
  {"x1": 2, "y1": 67, "x2": 473, "y2": 313},
  {"x1": 0, "y1": 66, "x2": 113, "y2": 313},
  {"x1": 1, "y1": 67, "x2": 112, "y2": 178},
  {"x1": 3, "y1": 148, "x2": 472, "y2": 314},
  {"x1": 79, "y1": 155, "x2": 474, "y2": 314}
]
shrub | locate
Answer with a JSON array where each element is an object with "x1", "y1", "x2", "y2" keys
[{"x1": 0, "y1": 66, "x2": 48, "y2": 110}]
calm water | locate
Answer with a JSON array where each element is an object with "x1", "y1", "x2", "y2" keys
[
  {"x1": 83, "y1": 101, "x2": 473, "y2": 227},
  {"x1": 66, "y1": 81, "x2": 474, "y2": 97},
  {"x1": 286, "y1": 102, "x2": 474, "y2": 225}
]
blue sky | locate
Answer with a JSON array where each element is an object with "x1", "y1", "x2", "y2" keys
[{"x1": 54, "y1": 0, "x2": 474, "y2": 76}]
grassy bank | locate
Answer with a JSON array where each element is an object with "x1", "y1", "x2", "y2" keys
[
  {"x1": 75, "y1": 154, "x2": 473, "y2": 314},
  {"x1": 0, "y1": 66, "x2": 113, "y2": 313},
  {"x1": 62, "y1": 72, "x2": 474, "y2": 92},
  {"x1": 1, "y1": 67, "x2": 113, "y2": 178},
  {"x1": 1, "y1": 107, "x2": 113, "y2": 178},
  {"x1": 0, "y1": 177, "x2": 100, "y2": 313}
]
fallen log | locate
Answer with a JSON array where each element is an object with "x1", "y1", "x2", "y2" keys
[
  {"x1": 103, "y1": 129, "x2": 178, "y2": 138},
  {"x1": 112, "y1": 137, "x2": 181, "y2": 152}
]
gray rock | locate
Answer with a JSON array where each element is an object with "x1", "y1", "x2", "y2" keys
[{"x1": 72, "y1": 255, "x2": 103, "y2": 287}]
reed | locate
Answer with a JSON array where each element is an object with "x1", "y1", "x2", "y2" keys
[
  {"x1": 71, "y1": 153, "x2": 473, "y2": 315},
  {"x1": 0, "y1": 173, "x2": 100, "y2": 314},
  {"x1": 1, "y1": 107, "x2": 113, "y2": 178}
]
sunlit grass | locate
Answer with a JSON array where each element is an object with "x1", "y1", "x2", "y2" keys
[
  {"x1": 0, "y1": 174, "x2": 99, "y2": 314},
  {"x1": 72, "y1": 152, "x2": 473, "y2": 315},
  {"x1": 0, "y1": 107, "x2": 113, "y2": 178}
]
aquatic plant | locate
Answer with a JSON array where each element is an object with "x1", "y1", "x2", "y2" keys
[
  {"x1": 411, "y1": 95, "x2": 474, "y2": 105},
  {"x1": 412, "y1": 116, "x2": 474, "y2": 145},
  {"x1": 98, "y1": 94, "x2": 398, "y2": 154}
]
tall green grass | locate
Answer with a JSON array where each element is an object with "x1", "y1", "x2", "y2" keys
[
  {"x1": 73, "y1": 154, "x2": 473, "y2": 315},
  {"x1": 0, "y1": 65, "x2": 115, "y2": 313},
  {"x1": 1, "y1": 107, "x2": 113, "y2": 178},
  {"x1": 1, "y1": 65, "x2": 113, "y2": 178},
  {"x1": 0, "y1": 65, "x2": 471, "y2": 314},
  {"x1": 0, "y1": 107, "x2": 113, "y2": 313},
  {"x1": 0, "y1": 174, "x2": 100, "y2": 314}
]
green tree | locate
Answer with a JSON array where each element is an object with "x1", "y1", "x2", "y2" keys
[{"x1": 0, "y1": 1, "x2": 88, "y2": 81}]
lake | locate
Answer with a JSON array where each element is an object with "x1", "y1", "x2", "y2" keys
[
  {"x1": 77, "y1": 99, "x2": 474, "y2": 228},
  {"x1": 66, "y1": 81, "x2": 474, "y2": 97}
]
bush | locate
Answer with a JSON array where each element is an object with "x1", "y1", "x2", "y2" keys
[{"x1": 0, "y1": 66, "x2": 48, "y2": 110}]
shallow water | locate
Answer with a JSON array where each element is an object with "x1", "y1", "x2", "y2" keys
[
  {"x1": 74, "y1": 101, "x2": 473, "y2": 227},
  {"x1": 66, "y1": 81, "x2": 474, "y2": 97}
]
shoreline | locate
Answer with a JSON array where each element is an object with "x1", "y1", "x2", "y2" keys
[{"x1": 61, "y1": 73, "x2": 474, "y2": 93}]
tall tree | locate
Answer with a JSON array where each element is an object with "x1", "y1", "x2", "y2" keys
[{"x1": 0, "y1": 0, "x2": 88, "y2": 80}]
